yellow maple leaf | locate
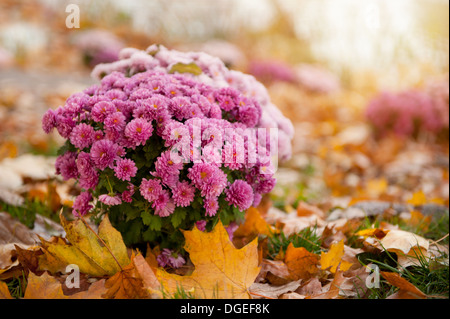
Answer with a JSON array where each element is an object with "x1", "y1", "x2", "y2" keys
[
  {"x1": 320, "y1": 240, "x2": 352, "y2": 273},
  {"x1": 38, "y1": 214, "x2": 130, "y2": 277},
  {"x1": 156, "y1": 220, "x2": 260, "y2": 299}
]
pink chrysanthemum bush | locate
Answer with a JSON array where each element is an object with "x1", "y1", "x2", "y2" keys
[
  {"x1": 43, "y1": 44, "x2": 293, "y2": 265},
  {"x1": 365, "y1": 81, "x2": 449, "y2": 138}
]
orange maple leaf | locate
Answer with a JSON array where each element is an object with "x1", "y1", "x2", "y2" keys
[
  {"x1": 284, "y1": 243, "x2": 319, "y2": 280},
  {"x1": 156, "y1": 220, "x2": 260, "y2": 299}
]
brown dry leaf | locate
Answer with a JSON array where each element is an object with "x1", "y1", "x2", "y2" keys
[
  {"x1": 296, "y1": 202, "x2": 325, "y2": 219},
  {"x1": 0, "y1": 281, "x2": 12, "y2": 299},
  {"x1": 38, "y1": 214, "x2": 130, "y2": 277},
  {"x1": 320, "y1": 240, "x2": 353, "y2": 273},
  {"x1": 131, "y1": 254, "x2": 162, "y2": 298},
  {"x1": 308, "y1": 268, "x2": 347, "y2": 299},
  {"x1": 144, "y1": 244, "x2": 159, "y2": 270},
  {"x1": 14, "y1": 244, "x2": 44, "y2": 275},
  {"x1": 284, "y1": 243, "x2": 319, "y2": 280},
  {"x1": 156, "y1": 220, "x2": 260, "y2": 299},
  {"x1": 381, "y1": 271, "x2": 427, "y2": 299},
  {"x1": 255, "y1": 259, "x2": 291, "y2": 285},
  {"x1": 297, "y1": 278, "x2": 323, "y2": 296},
  {"x1": 24, "y1": 271, "x2": 106, "y2": 299},
  {"x1": 377, "y1": 229, "x2": 429, "y2": 267},
  {"x1": 249, "y1": 280, "x2": 302, "y2": 299},
  {"x1": 0, "y1": 212, "x2": 36, "y2": 246},
  {"x1": 103, "y1": 254, "x2": 153, "y2": 299}
]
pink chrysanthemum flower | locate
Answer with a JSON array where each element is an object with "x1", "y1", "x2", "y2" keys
[
  {"x1": 92, "y1": 101, "x2": 116, "y2": 122},
  {"x1": 99, "y1": 194, "x2": 122, "y2": 206},
  {"x1": 225, "y1": 180, "x2": 254, "y2": 211},
  {"x1": 69, "y1": 123, "x2": 95, "y2": 149},
  {"x1": 196, "y1": 220, "x2": 207, "y2": 232},
  {"x1": 79, "y1": 172, "x2": 99, "y2": 190},
  {"x1": 153, "y1": 150, "x2": 183, "y2": 187},
  {"x1": 90, "y1": 139, "x2": 120, "y2": 170},
  {"x1": 55, "y1": 152, "x2": 78, "y2": 181},
  {"x1": 140, "y1": 178, "x2": 163, "y2": 203},
  {"x1": 124, "y1": 118, "x2": 154, "y2": 147},
  {"x1": 171, "y1": 181, "x2": 195, "y2": 207},
  {"x1": 167, "y1": 250, "x2": 185, "y2": 268},
  {"x1": 42, "y1": 109, "x2": 57, "y2": 134},
  {"x1": 187, "y1": 163, "x2": 227, "y2": 199},
  {"x1": 204, "y1": 196, "x2": 219, "y2": 217},
  {"x1": 93, "y1": 130, "x2": 104, "y2": 141},
  {"x1": 152, "y1": 190, "x2": 175, "y2": 217},
  {"x1": 104, "y1": 111, "x2": 126, "y2": 132},
  {"x1": 121, "y1": 183, "x2": 135, "y2": 203},
  {"x1": 72, "y1": 191, "x2": 93, "y2": 217},
  {"x1": 114, "y1": 158, "x2": 137, "y2": 181},
  {"x1": 76, "y1": 152, "x2": 99, "y2": 190},
  {"x1": 157, "y1": 248, "x2": 186, "y2": 268}
]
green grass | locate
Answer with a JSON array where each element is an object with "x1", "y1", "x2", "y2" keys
[
  {"x1": 0, "y1": 197, "x2": 60, "y2": 229},
  {"x1": 6, "y1": 272, "x2": 27, "y2": 299},
  {"x1": 358, "y1": 244, "x2": 449, "y2": 299},
  {"x1": 267, "y1": 225, "x2": 323, "y2": 259}
]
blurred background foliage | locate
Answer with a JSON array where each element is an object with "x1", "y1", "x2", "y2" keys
[
  {"x1": 0, "y1": 0, "x2": 448, "y2": 209},
  {"x1": 1, "y1": 0, "x2": 448, "y2": 83}
]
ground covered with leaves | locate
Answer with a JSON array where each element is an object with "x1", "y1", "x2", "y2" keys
[{"x1": 0, "y1": 0, "x2": 449, "y2": 300}]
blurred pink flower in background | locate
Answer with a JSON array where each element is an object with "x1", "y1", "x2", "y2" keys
[
  {"x1": 73, "y1": 29, "x2": 124, "y2": 67},
  {"x1": 365, "y1": 81, "x2": 449, "y2": 137},
  {"x1": 295, "y1": 64, "x2": 341, "y2": 94},
  {"x1": 426, "y1": 77, "x2": 449, "y2": 128},
  {"x1": 248, "y1": 59, "x2": 298, "y2": 84},
  {"x1": 0, "y1": 47, "x2": 14, "y2": 68}
]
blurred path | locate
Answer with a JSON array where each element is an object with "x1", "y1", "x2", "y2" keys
[{"x1": 0, "y1": 68, "x2": 95, "y2": 94}]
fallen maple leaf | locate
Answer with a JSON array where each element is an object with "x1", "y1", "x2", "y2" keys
[
  {"x1": 24, "y1": 271, "x2": 106, "y2": 299},
  {"x1": 103, "y1": 254, "x2": 161, "y2": 299},
  {"x1": 156, "y1": 220, "x2": 260, "y2": 299},
  {"x1": 284, "y1": 243, "x2": 319, "y2": 280},
  {"x1": 381, "y1": 271, "x2": 427, "y2": 299},
  {"x1": 38, "y1": 214, "x2": 130, "y2": 277},
  {"x1": 320, "y1": 240, "x2": 352, "y2": 273}
]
